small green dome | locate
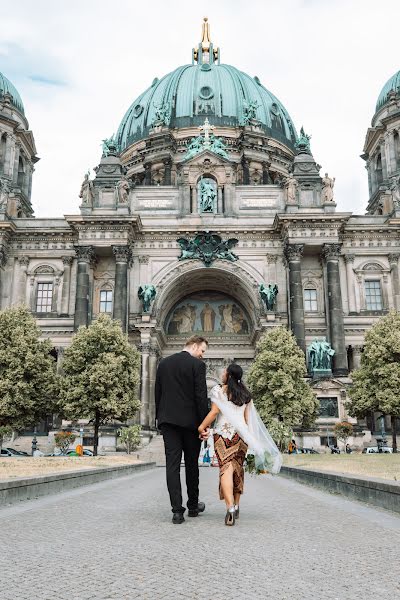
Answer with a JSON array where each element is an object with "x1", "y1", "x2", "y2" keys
[
  {"x1": 0, "y1": 71, "x2": 25, "y2": 115},
  {"x1": 116, "y1": 62, "x2": 297, "y2": 151},
  {"x1": 376, "y1": 70, "x2": 400, "y2": 111}
]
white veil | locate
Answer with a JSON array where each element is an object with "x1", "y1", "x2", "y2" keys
[{"x1": 209, "y1": 385, "x2": 282, "y2": 475}]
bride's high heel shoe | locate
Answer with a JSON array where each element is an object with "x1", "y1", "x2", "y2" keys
[{"x1": 225, "y1": 507, "x2": 236, "y2": 526}]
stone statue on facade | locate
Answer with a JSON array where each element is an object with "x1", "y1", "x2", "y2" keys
[
  {"x1": 79, "y1": 172, "x2": 94, "y2": 206},
  {"x1": 151, "y1": 102, "x2": 171, "y2": 127},
  {"x1": 390, "y1": 175, "x2": 400, "y2": 208},
  {"x1": 322, "y1": 173, "x2": 335, "y2": 203},
  {"x1": 138, "y1": 284, "x2": 156, "y2": 313},
  {"x1": 0, "y1": 177, "x2": 10, "y2": 210},
  {"x1": 199, "y1": 178, "x2": 216, "y2": 212},
  {"x1": 115, "y1": 177, "x2": 130, "y2": 204},
  {"x1": 101, "y1": 136, "x2": 117, "y2": 157},
  {"x1": 259, "y1": 283, "x2": 279, "y2": 311},
  {"x1": 242, "y1": 99, "x2": 260, "y2": 124},
  {"x1": 283, "y1": 174, "x2": 298, "y2": 203},
  {"x1": 295, "y1": 127, "x2": 311, "y2": 154},
  {"x1": 209, "y1": 135, "x2": 229, "y2": 159},
  {"x1": 308, "y1": 338, "x2": 335, "y2": 373},
  {"x1": 184, "y1": 118, "x2": 229, "y2": 161}
]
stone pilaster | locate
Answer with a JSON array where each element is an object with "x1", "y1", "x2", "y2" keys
[
  {"x1": 17, "y1": 256, "x2": 29, "y2": 304},
  {"x1": 60, "y1": 256, "x2": 73, "y2": 316},
  {"x1": 284, "y1": 244, "x2": 305, "y2": 352},
  {"x1": 144, "y1": 162, "x2": 152, "y2": 186},
  {"x1": 112, "y1": 245, "x2": 131, "y2": 331},
  {"x1": 139, "y1": 342, "x2": 151, "y2": 427},
  {"x1": 148, "y1": 347, "x2": 159, "y2": 429},
  {"x1": 322, "y1": 244, "x2": 348, "y2": 376},
  {"x1": 352, "y1": 345, "x2": 363, "y2": 370},
  {"x1": 344, "y1": 254, "x2": 356, "y2": 314},
  {"x1": 388, "y1": 253, "x2": 400, "y2": 310},
  {"x1": 242, "y1": 157, "x2": 250, "y2": 185},
  {"x1": 74, "y1": 246, "x2": 95, "y2": 330},
  {"x1": 262, "y1": 161, "x2": 271, "y2": 184}
]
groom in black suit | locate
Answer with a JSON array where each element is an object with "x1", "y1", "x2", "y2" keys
[{"x1": 155, "y1": 335, "x2": 209, "y2": 524}]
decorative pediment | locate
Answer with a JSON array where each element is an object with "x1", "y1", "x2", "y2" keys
[
  {"x1": 362, "y1": 262, "x2": 384, "y2": 271},
  {"x1": 34, "y1": 265, "x2": 55, "y2": 274},
  {"x1": 310, "y1": 377, "x2": 345, "y2": 391},
  {"x1": 182, "y1": 149, "x2": 231, "y2": 167}
]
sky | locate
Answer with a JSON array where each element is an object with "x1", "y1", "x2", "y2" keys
[{"x1": 1, "y1": 0, "x2": 400, "y2": 218}]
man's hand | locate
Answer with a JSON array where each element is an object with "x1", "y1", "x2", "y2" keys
[{"x1": 199, "y1": 427, "x2": 210, "y2": 441}]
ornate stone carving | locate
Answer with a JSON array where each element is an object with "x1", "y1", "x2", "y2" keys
[
  {"x1": 34, "y1": 264, "x2": 54, "y2": 274},
  {"x1": 388, "y1": 253, "x2": 400, "y2": 264},
  {"x1": 137, "y1": 343, "x2": 151, "y2": 354},
  {"x1": 112, "y1": 245, "x2": 131, "y2": 262},
  {"x1": 321, "y1": 243, "x2": 342, "y2": 261},
  {"x1": 241, "y1": 99, "x2": 260, "y2": 125},
  {"x1": 0, "y1": 177, "x2": 10, "y2": 209},
  {"x1": 362, "y1": 262, "x2": 383, "y2": 271},
  {"x1": 283, "y1": 174, "x2": 298, "y2": 203},
  {"x1": 62, "y1": 256, "x2": 73, "y2": 266},
  {"x1": 259, "y1": 283, "x2": 278, "y2": 311},
  {"x1": 184, "y1": 118, "x2": 229, "y2": 160},
  {"x1": 284, "y1": 244, "x2": 304, "y2": 262},
  {"x1": 115, "y1": 177, "x2": 130, "y2": 204},
  {"x1": 266, "y1": 254, "x2": 279, "y2": 264},
  {"x1": 295, "y1": 126, "x2": 311, "y2": 154},
  {"x1": 138, "y1": 255, "x2": 150, "y2": 264},
  {"x1": 0, "y1": 247, "x2": 8, "y2": 267},
  {"x1": 138, "y1": 285, "x2": 156, "y2": 313},
  {"x1": 177, "y1": 231, "x2": 238, "y2": 267},
  {"x1": 343, "y1": 254, "x2": 355, "y2": 264},
  {"x1": 18, "y1": 256, "x2": 30, "y2": 267},
  {"x1": 151, "y1": 101, "x2": 171, "y2": 128},
  {"x1": 75, "y1": 246, "x2": 95, "y2": 263}
]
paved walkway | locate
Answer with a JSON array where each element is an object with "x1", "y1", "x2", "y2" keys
[{"x1": 1, "y1": 467, "x2": 399, "y2": 600}]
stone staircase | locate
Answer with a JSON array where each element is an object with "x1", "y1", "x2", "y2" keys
[{"x1": 136, "y1": 434, "x2": 166, "y2": 466}]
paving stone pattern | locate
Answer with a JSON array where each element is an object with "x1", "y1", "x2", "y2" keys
[{"x1": 1, "y1": 467, "x2": 399, "y2": 600}]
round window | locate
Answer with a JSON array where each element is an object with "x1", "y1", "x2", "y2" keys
[
  {"x1": 199, "y1": 86, "x2": 214, "y2": 100},
  {"x1": 133, "y1": 104, "x2": 143, "y2": 118},
  {"x1": 201, "y1": 63, "x2": 211, "y2": 72}
]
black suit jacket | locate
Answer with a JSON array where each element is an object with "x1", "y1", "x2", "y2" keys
[{"x1": 155, "y1": 351, "x2": 208, "y2": 430}]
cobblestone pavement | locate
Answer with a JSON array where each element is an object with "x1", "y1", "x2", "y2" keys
[{"x1": 1, "y1": 467, "x2": 399, "y2": 600}]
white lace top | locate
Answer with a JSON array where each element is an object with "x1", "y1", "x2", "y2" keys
[{"x1": 212, "y1": 388, "x2": 247, "y2": 440}]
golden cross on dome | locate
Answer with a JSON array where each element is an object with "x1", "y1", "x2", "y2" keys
[{"x1": 193, "y1": 17, "x2": 220, "y2": 64}]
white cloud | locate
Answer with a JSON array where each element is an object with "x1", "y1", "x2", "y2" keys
[{"x1": 1, "y1": 0, "x2": 400, "y2": 217}]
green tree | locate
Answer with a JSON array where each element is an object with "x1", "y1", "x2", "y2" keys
[
  {"x1": 0, "y1": 306, "x2": 58, "y2": 446},
  {"x1": 247, "y1": 327, "x2": 319, "y2": 428},
  {"x1": 59, "y1": 315, "x2": 141, "y2": 455},
  {"x1": 54, "y1": 431, "x2": 76, "y2": 454},
  {"x1": 266, "y1": 420, "x2": 293, "y2": 452},
  {"x1": 334, "y1": 421, "x2": 353, "y2": 452},
  {"x1": 348, "y1": 310, "x2": 400, "y2": 453},
  {"x1": 118, "y1": 425, "x2": 141, "y2": 454}
]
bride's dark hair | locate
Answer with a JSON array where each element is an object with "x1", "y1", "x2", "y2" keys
[{"x1": 225, "y1": 363, "x2": 251, "y2": 407}]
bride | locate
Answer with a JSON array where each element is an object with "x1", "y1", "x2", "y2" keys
[{"x1": 198, "y1": 363, "x2": 282, "y2": 526}]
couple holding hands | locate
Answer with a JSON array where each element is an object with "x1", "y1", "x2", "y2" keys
[{"x1": 155, "y1": 335, "x2": 281, "y2": 526}]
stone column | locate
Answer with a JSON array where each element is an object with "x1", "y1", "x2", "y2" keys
[
  {"x1": 60, "y1": 256, "x2": 73, "y2": 316},
  {"x1": 12, "y1": 142, "x2": 20, "y2": 185},
  {"x1": 51, "y1": 275, "x2": 60, "y2": 314},
  {"x1": 217, "y1": 186, "x2": 223, "y2": 213},
  {"x1": 163, "y1": 158, "x2": 172, "y2": 185},
  {"x1": 112, "y1": 245, "x2": 131, "y2": 332},
  {"x1": 388, "y1": 253, "x2": 400, "y2": 310},
  {"x1": 262, "y1": 162, "x2": 271, "y2": 184},
  {"x1": 322, "y1": 244, "x2": 348, "y2": 376},
  {"x1": 144, "y1": 162, "x2": 152, "y2": 186},
  {"x1": 148, "y1": 348, "x2": 158, "y2": 429},
  {"x1": 284, "y1": 244, "x2": 305, "y2": 352},
  {"x1": 3, "y1": 134, "x2": 14, "y2": 179},
  {"x1": 344, "y1": 254, "x2": 356, "y2": 314},
  {"x1": 242, "y1": 157, "x2": 250, "y2": 185},
  {"x1": 74, "y1": 246, "x2": 94, "y2": 330},
  {"x1": 139, "y1": 343, "x2": 150, "y2": 428},
  {"x1": 380, "y1": 139, "x2": 388, "y2": 180}
]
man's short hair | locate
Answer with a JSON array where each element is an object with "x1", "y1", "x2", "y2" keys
[{"x1": 185, "y1": 335, "x2": 209, "y2": 347}]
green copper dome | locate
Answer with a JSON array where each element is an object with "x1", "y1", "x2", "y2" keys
[
  {"x1": 0, "y1": 71, "x2": 25, "y2": 114},
  {"x1": 116, "y1": 62, "x2": 297, "y2": 151},
  {"x1": 376, "y1": 70, "x2": 400, "y2": 111}
]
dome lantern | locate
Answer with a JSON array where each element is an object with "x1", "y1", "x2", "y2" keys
[{"x1": 192, "y1": 17, "x2": 220, "y2": 65}]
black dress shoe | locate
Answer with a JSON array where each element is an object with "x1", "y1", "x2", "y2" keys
[
  {"x1": 188, "y1": 502, "x2": 206, "y2": 517},
  {"x1": 172, "y1": 513, "x2": 185, "y2": 524}
]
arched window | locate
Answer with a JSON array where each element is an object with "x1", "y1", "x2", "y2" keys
[
  {"x1": 17, "y1": 155, "x2": 25, "y2": 189},
  {"x1": 197, "y1": 176, "x2": 217, "y2": 214},
  {"x1": 376, "y1": 152, "x2": 383, "y2": 185}
]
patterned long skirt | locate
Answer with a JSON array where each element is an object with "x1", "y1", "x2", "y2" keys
[{"x1": 213, "y1": 433, "x2": 248, "y2": 500}]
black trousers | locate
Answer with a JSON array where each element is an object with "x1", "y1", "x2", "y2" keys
[{"x1": 161, "y1": 424, "x2": 201, "y2": 513}]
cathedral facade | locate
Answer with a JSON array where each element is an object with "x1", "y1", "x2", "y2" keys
[{"x1": 1, "y1": 20, "x2": 400, "y2": 450}]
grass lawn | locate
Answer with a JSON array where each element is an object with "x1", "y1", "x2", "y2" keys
[
  {"x1": 0, "y1": 455, "x2": 141, "y2": 480},
  {"x1": 283, "y1": 453, "x2": 400, "y2": 481}
]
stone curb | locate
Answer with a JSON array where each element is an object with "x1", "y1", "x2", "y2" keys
[
  {"x1": 0, "y1": 462, "x2": 156, "y2": 507},
  {"x1": 280, "y1": 466, "x2": 400, "y2": 514}
]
